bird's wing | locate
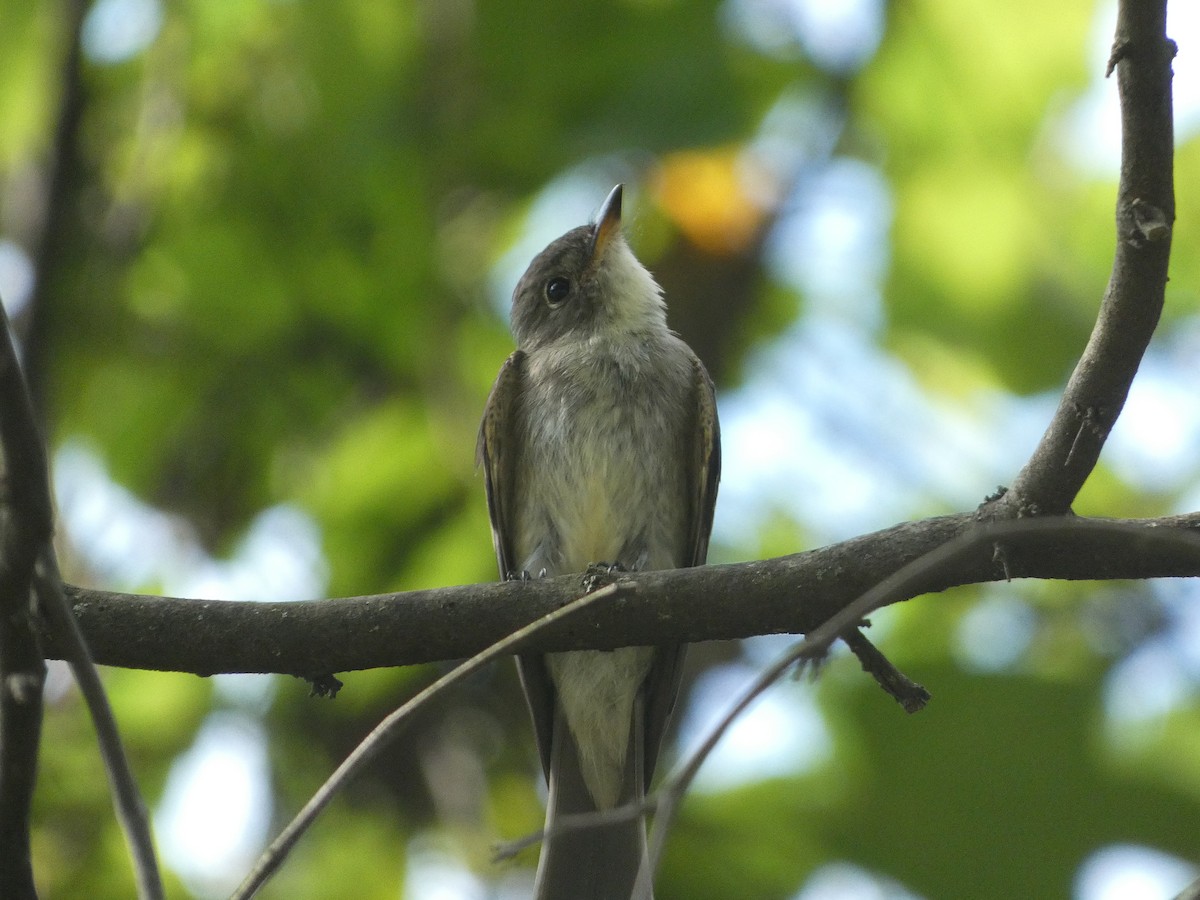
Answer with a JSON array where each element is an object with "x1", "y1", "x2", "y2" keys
[
  {"x1": 477, "y1": 350, "x2": 525, "y2": 580},
  {"x1": 641, "y1": 353, "x2": 721, "y2": 786},
  {"x1": 686, "y1": 355, "x2": 722, "y2": 569},
  {"x1": 478, "y1": 351, "x2": 558, "y2": 775}
]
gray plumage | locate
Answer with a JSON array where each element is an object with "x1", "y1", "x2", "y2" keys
[{"x1": 479, "y1": 185, "x2": 720, "y2": 900}]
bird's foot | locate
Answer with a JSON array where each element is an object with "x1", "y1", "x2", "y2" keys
[
  {"x1": 505, "y1": 568, "x2": 547, "y2": 582},
  {"x1": 581, "y1": 561, "x2": 629, "y2": 592}
]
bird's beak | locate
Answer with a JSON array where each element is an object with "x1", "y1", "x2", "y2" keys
[{"x1": 588, "y1": 184, "x2": 623, "y2": 265}]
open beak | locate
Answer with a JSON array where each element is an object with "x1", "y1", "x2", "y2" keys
[{"x1": 588, "y1": 184, "x2": 623, "y2": 264}]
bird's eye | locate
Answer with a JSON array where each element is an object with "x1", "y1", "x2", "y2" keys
[{"x1": 545, "y1": 277, "x2": 571, "y2": 305}]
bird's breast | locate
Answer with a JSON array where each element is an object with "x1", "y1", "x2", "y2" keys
[{"x1": 515, "y1": 345, "x2": 690, "y2": 576}]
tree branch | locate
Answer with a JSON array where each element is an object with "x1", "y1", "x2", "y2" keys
[
  {"x1": 840, "y1": 628, "x2": 930, "y2": 713},
  {"x1": 37, "y1": 511, "x2": 1200, "y2": 677},
  {"x1": 35, "y1": 554, "x2": 164, "y2": 900},
  {"x1": 1, "y1": 281, "x2": 164, "y2": 898},
  {"x1": 1173, "y1": 875, "x2": 1200, "y2": 900},
  {"x1": 0, "y1": 31, "x2": 165, "y2": 880},
  {"x1": 0, "y1": 3, "x2": 89, "y2": 886},
  {"x1": 0, "y1": 289, "x2": 54, "y2": 900},
  {"x1": 994, "y1": 0, "x2": 1174, "y2": 517},
  {"x1": 637, "y1": 515, "x2": 1200, "y2": 892}
]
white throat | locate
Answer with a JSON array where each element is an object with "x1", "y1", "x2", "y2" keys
[{"x1": 601, "y1": 237, "x2": 667, "y2": 334}]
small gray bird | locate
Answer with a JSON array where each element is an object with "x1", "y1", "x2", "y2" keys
[{"x1": 478, "y1": 185, "x2": 720, "y2": 899}]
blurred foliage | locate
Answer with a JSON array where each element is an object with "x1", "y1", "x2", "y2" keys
[{"x1": 3, "y1": 0, "x2": 1200, "y2": 897}]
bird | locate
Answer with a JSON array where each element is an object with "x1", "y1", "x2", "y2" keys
[{"x1": 478, "y1": 184, "x2": 720, "y2": 899}]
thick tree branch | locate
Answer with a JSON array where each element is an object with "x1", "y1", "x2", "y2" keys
[
  {"x1": 0, "y1": 294, "x2": 54, "y2": 899},
  {"x1": 0, "y1": 9, "x2": 164, "y2": 877},
  {"x1": 995, "y1": 0, "x2": 1174, "y2": 517},
  {"x1": 39, "y1": 512, "x2": 1200, "y2": 677},
  {"x1": 1, "y1": 281, "x2": 163, "y2": 899}
]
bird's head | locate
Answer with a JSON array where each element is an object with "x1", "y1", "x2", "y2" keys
[{"x1": 510, "y1": 184, "x2": 666, "y2": 351}]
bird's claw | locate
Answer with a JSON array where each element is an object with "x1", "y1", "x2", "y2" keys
[
  {"x1": 505, "y1": 569, "x2": 547, "y2": 582},
  {"x1": 581, "y1": 561, "x2": 628, "y2": 592}
]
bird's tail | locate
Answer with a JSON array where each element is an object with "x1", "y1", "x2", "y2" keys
[{"x1": 533, "y1": 705, "x2": 652, "y2": 900}]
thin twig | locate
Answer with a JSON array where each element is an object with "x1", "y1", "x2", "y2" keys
[
  {"x1": 231, "y1": 580, "x2": 633, "y2": 900},
  {"x1": 493, "y1": 796, "x2": 659, "y2": 864},
  {"x1": 35, "y1": 553, "x2": 163, "y2": 900},
  {"x1": 1173, "y1": 875, "x2": 1200, "y2": 900},
  {"x1": 841, "y1": 629, "x2": 929, "y2": 713}
]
